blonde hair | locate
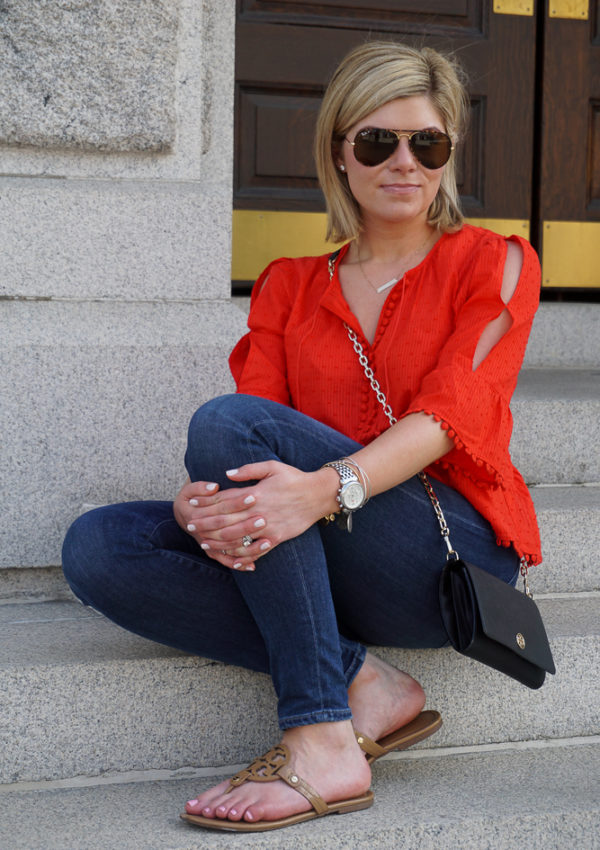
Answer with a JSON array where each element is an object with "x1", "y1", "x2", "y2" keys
[{"x1": 315, "y1": 41, "x2": 469, "y2": 242}]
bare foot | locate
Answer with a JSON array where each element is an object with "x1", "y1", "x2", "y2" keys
[
  {"x1": 184, "y1": 720, "x2": 371, "y2": 825},
  {"x1": 348, "y1": 651, "x2": 426, "y2": 742}
]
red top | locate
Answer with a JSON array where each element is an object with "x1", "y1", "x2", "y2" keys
[{"x1": 229, "y1": 224, "x2": 542, "y2": 564}]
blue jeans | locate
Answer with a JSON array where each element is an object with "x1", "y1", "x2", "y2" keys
[{"x1": 62, "y1": 394, "x2": 519, "y2": 730}]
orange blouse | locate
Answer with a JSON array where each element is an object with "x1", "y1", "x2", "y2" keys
[{"x1": 229, "y1": 224, "x2": 542, "y2": 564}]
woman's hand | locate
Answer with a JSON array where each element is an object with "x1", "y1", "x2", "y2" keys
[{"x1": 174, "y1": 463, "x2": 339, "y2": 572}]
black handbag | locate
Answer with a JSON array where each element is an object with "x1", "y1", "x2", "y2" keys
[
  {"x1": 439, "y1": 557, "x2": 556, "y2": 689},
  {"x1": 329, "y1": 252, "x2": 556, "y2": 689}
]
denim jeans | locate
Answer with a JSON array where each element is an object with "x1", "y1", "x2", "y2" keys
[{"x1": 62, "y1": 394, "x2": 519, "y2": 730}]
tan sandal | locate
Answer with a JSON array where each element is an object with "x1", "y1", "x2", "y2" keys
[
  {"x1": 180, "y1": 744, "x2": 374, "y2": 833},
  {"x1": 355, "y1": 710, "x2": 442, "y2": 764}
]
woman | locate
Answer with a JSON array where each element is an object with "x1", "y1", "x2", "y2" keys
[{"x1": 62, "y1": 42, "x2": 542, "y2": 832}]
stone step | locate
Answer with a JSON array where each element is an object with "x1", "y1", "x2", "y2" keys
[
  {"x1": 511, "y1": 368, "x2": 599, "y2": 485},
  {"x1": 524, "y1": 302, "x2": 600, "y2": 368},
  {"x1": 2, "y1": 596, "x2": 598, "y2": 784},
  {"x1": 2, "y1": 741, "x2": 598, "y2": 849},
  {"x1": 2, "y1": 482, "x2": 597, "y2": 603}
]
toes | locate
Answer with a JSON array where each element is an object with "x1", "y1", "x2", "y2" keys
[{"x1": 243, "y1": 804, "x2": 263, "y2": 823}]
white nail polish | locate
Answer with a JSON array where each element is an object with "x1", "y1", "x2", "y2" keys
[
  {"x1": 226, "y1": 468, "x2": 239, "y2": 476},
  {"x1": 233, "y1": 562, "x2": 242, "y2": 569},
  {"x1": 260, "y1": 541, "x2": 270, "y2": 551},
  {"x1": 189, "y1": 498, "x2": 199, "y2": 506},
  {"x1": 187, "y1": 524, "x2": 196, "y2": 532},
  {"x1": 200, "y1": 543, "x2": 210, "y2": 550},
  {"x1": 244, "y1": 495, "x2": 255, "y2": 505},
  {"x1": 206, "y1": 483, "x2": 217, "y2": 491},
  {"x1": 254, "y1": 518, "x2": 266, "y2": 528}
]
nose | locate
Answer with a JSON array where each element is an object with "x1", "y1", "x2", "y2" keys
[{"x1": 388, "y1": 136, "x2": 417, "y2": 170}]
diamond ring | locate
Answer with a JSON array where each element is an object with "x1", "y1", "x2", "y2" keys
[{"x1": 242, "y1": 535, "x2": 253, "y2": 548}]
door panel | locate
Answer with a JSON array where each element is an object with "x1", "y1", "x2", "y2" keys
[{"x1": 539, "y1": 1, "x2": 600, "y2": 286}]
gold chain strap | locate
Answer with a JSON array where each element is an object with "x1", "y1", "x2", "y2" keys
[{"x1": 328, "y1": 251, "x2": 532, "y2": 594}]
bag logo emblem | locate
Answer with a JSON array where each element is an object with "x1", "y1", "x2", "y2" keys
[{"x1": 516, "y1": 632, "x2": 526, "y2": 650}]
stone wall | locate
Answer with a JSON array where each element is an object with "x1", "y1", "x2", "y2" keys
[{"x1": 0, "y1": 0, "x2": 246, "y2": 570}]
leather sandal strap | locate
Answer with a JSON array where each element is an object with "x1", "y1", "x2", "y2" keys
[
  {"x1": 226, "y1": 743, "x2": 328, "y2": 817},
  {"x1": 277, "y1": 763, "x2": 328, "y2": 816},
  {"x1": 355, "y1": 730, "x2": 387, "y2": 760}
]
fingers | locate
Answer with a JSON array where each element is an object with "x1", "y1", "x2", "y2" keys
[
  {"x1": 202, "y1": 534, "x2": 273, "y2": 570},
  {"x1": 225, "y1": 461, "x2": 279, "y2": 483}
]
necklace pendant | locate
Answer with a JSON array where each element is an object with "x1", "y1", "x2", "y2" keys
[{"x1": 376, "y1": 277, "x2": 399, "y2": 294}]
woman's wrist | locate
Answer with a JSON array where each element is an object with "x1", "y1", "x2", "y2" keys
[{"x1": 311, "y1": 466, "x2": 342, "y2": 521}]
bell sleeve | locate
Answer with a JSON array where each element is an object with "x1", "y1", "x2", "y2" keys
[
  {"x1": 402, "y1": 235, "x2": 541, "y2": 489},
  {"x1": 228, "y1": 258, "x2": 295, "y2": 405}
]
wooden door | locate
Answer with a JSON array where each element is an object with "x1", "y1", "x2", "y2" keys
[
  {"x1": 538, "y1": 1, "x2": 600, "y2": 288},
  {"x1": 233, "y1": 1, "x2": 537, "y2": 286},
  {"x1": 233, "y1": 1, "x2": 600, "y2": 291}
]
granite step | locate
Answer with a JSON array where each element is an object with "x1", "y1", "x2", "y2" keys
[
  {"x1": 2, "y1": 595, "x2": 598, "y2": 784},
  {"x1": 511, "y1": 368, "x2": 599, "y2": 485},
  {"x1": 2, "y1": 740, "x2": 598, "y2": 849}
]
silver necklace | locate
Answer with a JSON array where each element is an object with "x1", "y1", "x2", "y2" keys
[{"x1": 358, "y1": 232, "x2": 435, "y2": 294}]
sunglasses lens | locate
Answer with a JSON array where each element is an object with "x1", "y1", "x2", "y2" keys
[
  {"x1": 409, "y1": 131, "x2": 452, "y2": 169},
  {"x1": 352, "y1": 129, "x2": 399, "y2": 166}
]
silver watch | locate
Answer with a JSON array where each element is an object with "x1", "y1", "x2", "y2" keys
[{"x1": 323, "y1": 461, "x2": 366, "y2": 532}]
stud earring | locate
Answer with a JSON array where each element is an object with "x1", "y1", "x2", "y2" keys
[{"x1": 339, "y1": 164, "x2": 346, "y2": 172}]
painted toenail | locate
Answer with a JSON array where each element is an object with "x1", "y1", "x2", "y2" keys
[
  {"x1": 187, "y1": 799, "x2": 198, "y2": 806},
  {"x1": 230, "y1": 809, "x2": 237, "y2": 816},
  {"x1": 246, "y1": 811, "x2": 254, "y2": 821}
]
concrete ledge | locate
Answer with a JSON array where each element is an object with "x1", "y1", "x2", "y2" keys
[
  {"x1": 2, "y1": 743, "x2": 599, "y2": 849},
  {"x1": 1, "y1": 597, "x2": 597, "y2": 782}
]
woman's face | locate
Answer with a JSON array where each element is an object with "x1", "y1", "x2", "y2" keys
[{"x1": 338, "y1": 96, "x2": 449, "y2": 231}]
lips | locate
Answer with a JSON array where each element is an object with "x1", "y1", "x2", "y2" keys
[{"x1": 381, "y1": 183, "x2": 421, "y2": 194}]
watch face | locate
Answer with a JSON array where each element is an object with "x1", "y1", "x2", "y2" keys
[{"x1": 342, "y1": 481, "x2": 364, "y2": 510}]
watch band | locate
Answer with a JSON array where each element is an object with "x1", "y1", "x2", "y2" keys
[{"x1": 322, "y1": 461, "x2": 366, "y2": 532}]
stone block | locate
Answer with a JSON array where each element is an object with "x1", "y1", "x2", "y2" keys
[
  {"x1": 0, "y1": 0, "x2": 180, "y2": 152},
  {"x1": 0, "y1": 179, "x2": 232, "y2": 300},
  {"x1": 0, "y1": 0, "x2": 235, "y2": 183},
  {"x1": 1, "y1": 597, "x2": 597, "y2": 782},
  {"x1": 524, "y1": 303, "x2": 600, "y2": 368},
  {"x1": 0, "y1": 300, "x2": 248, "y2": 568},
  {"x1": 2, "y1": 746, "x2": 599, "y2": 849}
]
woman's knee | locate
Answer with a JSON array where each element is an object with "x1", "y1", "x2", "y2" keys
[
  {"x1": 185, "y1": 394, "x2": 279, "y2": 479},
  {"x1": 62, "y1": 504, "x2": 136, "y2": 604}
]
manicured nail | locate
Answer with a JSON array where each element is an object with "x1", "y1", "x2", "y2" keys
[
  {"x1": 217, "y1": 805, "x2": 227, "y2": 814},
  {"x1": 233, "y1": 562, "x2": 243, "y2": 570},
  {"x1": 254, "y1": 518, "x2": 266, "y2": 528},
  {"x1": 245, "y1": 565, "x2": 256, "y2": 572},
  {"x1": 205, "y1": 483, "x2": 218, "y2": 491},
  {"x1": 243, "y1": 495, "x2": 255, "y2": 505},
  {"x1": 246, "y1": 811, "x2": 254, "y2": 821},
  {"x1": 188, "y1": 799, "x2": 198, "y2": 806},
  {"x1": 189, "y1": 498, "x2": 199, "y2": 506},
  {"x1": 226, "y1": 468, "x2": 239, "y2": 476},
  {"x1": 230, "y1": 809, "x2": 237, "y2": 817},
  {"x1": 203, "y1": 806, "x2": 211, "y2": 815},
  {"x1": 200, "y1": 543, "x2": 210, "y2": 550},
  {"x1": 260, "y1": 541, "x2": 271, "y2": 551},
  {"x1": 187, "y1": 524, "x2": 196, "y2": 532}
]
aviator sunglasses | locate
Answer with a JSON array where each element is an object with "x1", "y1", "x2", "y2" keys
[{"x1": 346, "y1": 127, "x2": 454, "y2": 169}]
